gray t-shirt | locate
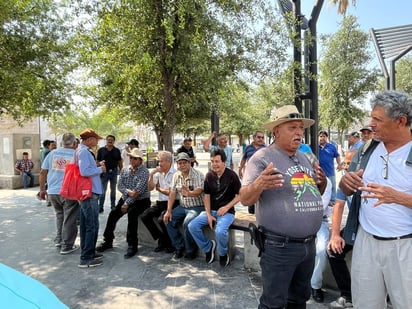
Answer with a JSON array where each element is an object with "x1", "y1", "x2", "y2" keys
[{"x1": 243, "y1": 145, "x2": 323, "y2": 238}]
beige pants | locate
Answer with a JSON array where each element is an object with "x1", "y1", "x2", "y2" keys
[{"x1": 352, "y1": 226, "x2": 412, "y2": 309}]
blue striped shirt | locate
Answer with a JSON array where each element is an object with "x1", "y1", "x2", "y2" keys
[{"x1": 78, "y1": 144, "x2": 103, "y2": 194}]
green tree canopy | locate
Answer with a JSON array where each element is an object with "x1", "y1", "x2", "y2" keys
[
  {"x1": 394, "y1": 54, "x2": 412, "y2": 96},
  {"x1": 0, "y1": 0, "x2": 76, "y2": 123},
  {"x1": 319, "y1": 15, "x2": 378, "y2": 142},
  {"x1": 75, "y1": 0, "x2": 289, "y2": 152}
]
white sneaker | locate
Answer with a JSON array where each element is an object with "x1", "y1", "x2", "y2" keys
[
  {"x1": 329, "y1": 296, "x2": 353, "y2": 309},
  {"x1": 60, "y1": 244, "x2": 80, "y2": 255}
]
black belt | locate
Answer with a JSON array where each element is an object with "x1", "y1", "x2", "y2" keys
[
  {"x1": 264, "y1": 231, "x2": 315, "y2": 243},
  {"x1": 372, "y1": 233, "x2": 412, "y2": 241}
]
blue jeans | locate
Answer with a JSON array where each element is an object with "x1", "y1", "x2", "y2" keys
[
  {"x1": 99, "y1": 169, "x2": 118, "y2": 209},
  {"x1": 311, "y1": 218, "x2": 330, "y2": 289},
  {"x1": 79, "y1": 194, "x2": 100, "y2": 261},
  {"x1": 22, "y1": 171, "x2": 34, "y2": 188},
  {"x1": 188, "y1": 210, "x2": 234, "y2": 256},
  {"x1": 259, "y1": 236, "x2": 316, "y2": 308},
  {"x1": 166, "y1": 205, "x2": 203, "y2": 253}
]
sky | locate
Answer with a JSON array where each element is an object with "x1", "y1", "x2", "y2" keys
[
  {"x1": 302, "y1": 0, "x2": 412, "y2": 35},
  {"x1": 299, "y1": 0, "x2": 412, "y2": 77}
]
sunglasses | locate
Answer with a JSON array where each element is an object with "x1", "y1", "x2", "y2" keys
[
  {"x1": 380, "y1": 154, "x2": 389, "y2": 180},
  {"x1": 281, "y1": 113, "x2": 303, "y2": 120},
  {"x1": 273, "y1": 112, "x2": 304, "y2": 121}
]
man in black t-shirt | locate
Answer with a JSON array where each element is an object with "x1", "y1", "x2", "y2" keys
[
  {"x1": 188, "y1": 148, "x2": 241, "y2": 267},
  {"x1": 97, "y1": 135, "x2": 123, "y2": 213},
  {"x1": 176, "y1": 137, "x2": 198, "y2": 167}
]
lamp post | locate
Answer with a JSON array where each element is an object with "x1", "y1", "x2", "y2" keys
[{"x1": 277, "y1": 0, "x2": 324, "y2": 155}]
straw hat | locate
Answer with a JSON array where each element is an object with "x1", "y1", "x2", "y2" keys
[
  {"x1": 263, "y1": 105, "x2": 315, "y2": 131},
  {"x1": 127, "y1": 148, "x2": 144, "y2": 159}
]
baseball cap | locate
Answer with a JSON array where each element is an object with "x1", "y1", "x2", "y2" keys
[
  {"x1": 127, "y1": 139, "x2": 139, "y2": 147},
  {"x1": 79, "y1": 128, "x2": 103, "y2": 140},
  {"x1": 360, "y1": 126, "x2": 372, "y2": 132},
  {"x1": 349, "y1": 132, "x2": 360, "y2": 138},
  {"x1": 176, "y1": 152, "x2": 190, "y2": 162}
]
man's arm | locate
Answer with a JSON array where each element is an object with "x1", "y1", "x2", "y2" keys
[
  {"x1": 327, "y1": 199, "x2": 346, "y2": 254},
  {"x1": 180, "y1": 186, "x2": 202, "y2": 197},
  {"x1": 359, "y1": 183, "x2": 412, "y2": 209},
  {"x1": 163, "y1": 190, "x2": 177, "y2": 224},
  {"x1": 204, "y1": 194, "x2": 215, "y2": 229},
  {"x1": 38, "y1": 169, "x2": 48, "y2": 199},
  {"x1": 203, "y1": 132, "x2": 215, "y2": 152},
  {"x1": 148, "y1": 168, "x2": 159, "y2": 191},
  {"x1": 335, "y1": 155, "x2": 342, "y2": 171},
  {"x1": 238, "y1": 157, "x2": 247, "y2": 179},
  {"x1": 15, "y1": 161, "x2": 22, "y2": 174},
  {"x1": 118, "y1": 155, "x2": 123, "y2": 171}
]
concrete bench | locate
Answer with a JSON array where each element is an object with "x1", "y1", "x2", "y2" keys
[
  {"x1": 229, "y1": 212, "x2": 260, "y2": 270},
  {"x1": 223, "y1": 212, "x2": 352, "y2": 291},
  {"x1": 137, "y1": 211, "x2": 257, "y2": 267},
  {"x1": 0, "y1": 173, "x2": 40, "y2": 189}
]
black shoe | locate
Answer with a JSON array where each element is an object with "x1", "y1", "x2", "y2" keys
[
  {"x1": 99, "y1": 208, "x2": 104, "y2": 214},
  {"x1": 124, "y1": 247, "x2": 138, "y2": 259},
  {"x1": 219, "y1": 253, "x2": 230, "y2": 267},
  {"x1": 205, "y1": 240, "x2": 216, "y2": 264},
  {"x1": 165, "y1": 247, "x2": 175, "y2": 253},
  {"x1": 96, "y1": 241, "x2": 113, "y2": 252},
  {"x1": 311, "y1": 288, "x2": 324, "y2": 303},
  {"x1": 184, "y1": 251, "x2": 197, "y2": 260},
  {"x1": 173, "y1": 249, "x2": 184, "y2": 259},
  {"x1": 154, "y1": 246, "x2": 165, "y2": 252},
  {"x1": 94, "y1": 253, "x2": 104, "y2": 261}
]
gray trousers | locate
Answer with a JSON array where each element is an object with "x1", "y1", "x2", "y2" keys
[{"x1": 49, "y1": 194, "x2": 80, "y2": 250}]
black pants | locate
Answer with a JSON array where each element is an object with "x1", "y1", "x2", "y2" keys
[
  {"x1": 328, "y1": 229, "x2": 353, "y2": 300},
  {"x1": 103, "y1": 197, "x2": 151, "y2": 248},
  {"x1": 140, "y1": 200, "x2": 179, "y2": 247}
]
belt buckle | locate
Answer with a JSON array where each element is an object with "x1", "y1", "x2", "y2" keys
[{"x1": 303, "y1": 236, "x2": 313, "y2": 243}]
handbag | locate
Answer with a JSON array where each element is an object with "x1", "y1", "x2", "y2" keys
[{"x1": 60, "y1": 151, "x2": 92, "y2": 201}]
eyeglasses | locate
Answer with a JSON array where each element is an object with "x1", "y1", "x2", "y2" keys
[
  {"x1": 275, "y1": 113, "x2": 304, "y2": 121},
  {"x1": 256, "y1": 136, "x2": 264, "y2": 139},
  {"x1": 380, "y1": 154, "x2": 389, "y2": 179}
]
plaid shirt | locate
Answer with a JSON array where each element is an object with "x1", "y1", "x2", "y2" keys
[
  {"x1": 171, "y1": 167, "x2": 204, "y2": 208},
  {"x1": 15, "y1": 159, "x2": 34, "y2": 172},
  {"x1": 118, "y1": 164, "x2": 150, "y2": 205}
]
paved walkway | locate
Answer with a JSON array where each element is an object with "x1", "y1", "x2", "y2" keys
[
  {"x1": 0, "y1": 151, "x2": 342, "y2": 308},
  {"x1": 0, "y1": 193, "x2": 342, "y2": 308}
]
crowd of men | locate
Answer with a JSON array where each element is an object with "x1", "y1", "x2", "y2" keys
[{"x1": 34, "y1": 89, "x2": 411, "y2": 309}]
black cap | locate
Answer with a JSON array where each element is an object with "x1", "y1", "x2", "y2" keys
[
  {"x1": 318, "y1": 130, "x2": 328, "y2": 137},
  {"x1": 127, "y1": 139, "x2": 139, "y2": 147}
]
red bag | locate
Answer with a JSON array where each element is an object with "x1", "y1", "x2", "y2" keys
[{"x1": 60, "y1": 162, "x2": 92, "y2": 201}]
